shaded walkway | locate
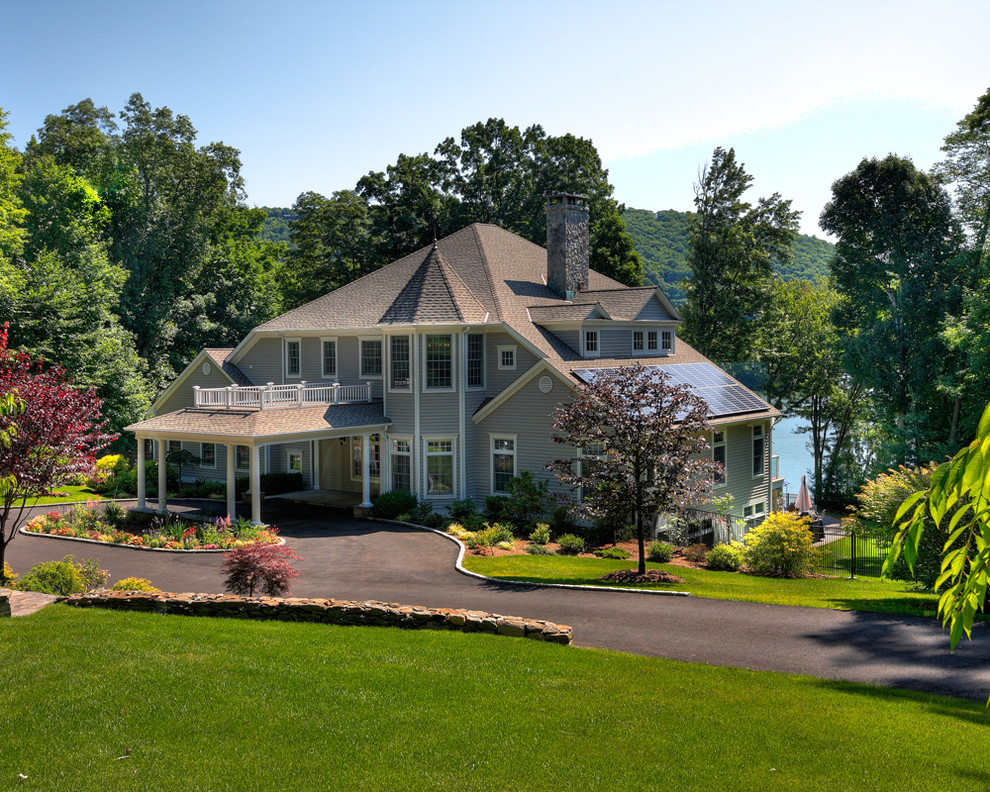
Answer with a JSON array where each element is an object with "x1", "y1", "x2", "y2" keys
[{"x1": 6, "y1": 500, "x2": 990, "y2": 701}]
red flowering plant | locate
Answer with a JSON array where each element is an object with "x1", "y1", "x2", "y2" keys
[{"x1": 0, "y1": 323, "x2": 114, "y2": 570}]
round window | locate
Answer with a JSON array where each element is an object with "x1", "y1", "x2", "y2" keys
[
  {"x1": 202, "y1": 362, "x2": 212, "y2": 376},
  {"x1": 538, "y1": 376, "x2": 553, "y2": 394}
]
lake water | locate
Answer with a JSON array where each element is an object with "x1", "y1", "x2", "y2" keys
[{"x1": 772, "y1": 415, "x2": 815, "y2": 498}]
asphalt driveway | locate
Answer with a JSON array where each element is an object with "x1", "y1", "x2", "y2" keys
[{"x1": 7, "y1": 500, "x2": 990, "y2": 702}]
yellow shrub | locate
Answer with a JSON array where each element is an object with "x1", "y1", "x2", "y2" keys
[
  {"x1": 110, "y1": 577, "x2": 160, "y2": 592},
  {"x1": 743, "y1": 512, "x2": 814, "y2": 577}
]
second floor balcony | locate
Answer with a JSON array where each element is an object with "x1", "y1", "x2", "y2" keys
[{"x1": 193, "y1": 381, "x2": 373, "y2": 411}]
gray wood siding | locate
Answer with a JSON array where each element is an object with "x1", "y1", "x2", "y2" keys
[
  {"x1": 473, "y1": 378, "x2": 574, "y2": 501},
  {"x1": 268, "y1": 443, "x2": 313, "y2": 488},
  {"x1": 236, "y1": 337, "x2": 282, "y2": 385},
  {"x1": 550, "y1": 329, "x2": 581, "y2": 355},
  {"x1": 419, "y1": 390, "x2": 460, "y2": 435},
  {"x1": 599, "y1": 328, "x2": 633, "y2": 358},
  {"x1": 484, "y1": 332, "x2": 539, "y2": 394},
  {"x1": 177, "y1": 441, "x2": 228, "y2": 483},
  {"x1": 319, "y1": 439, "x2": 359, "y2": 492},
  {"x1": 157, "y1": 365, "x2": 237, "y2": 414},
  {"x1": 384, "y1": 392, "x2": 415, "y2": 435},
  {"x1": 713, "y1": 420, "x2": 771, "y2": 516},
  {"x1": 635, "y1": 299, "x2": 675, "y2": 321}
]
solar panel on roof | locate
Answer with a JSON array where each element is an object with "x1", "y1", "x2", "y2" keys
[{"x1": 572, "y1": 363, "x2": 769, "y2": 419}]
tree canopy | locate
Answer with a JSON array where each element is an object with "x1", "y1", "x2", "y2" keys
[
  {"x1": 548, "y1": 366, "x2": 719, "y2": 575},
  {"x1": 681, "y1": 147, "x2": 800, "y2": 363}
]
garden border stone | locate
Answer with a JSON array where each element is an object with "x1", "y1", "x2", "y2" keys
[{"x1": 63, "y1": 591, "x2": 574, "y2": 644}]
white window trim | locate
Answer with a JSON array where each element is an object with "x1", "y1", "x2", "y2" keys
[
  {"x1": 388, "y1": 334, "x2": 412, "y2": 392},
  {"x1": 200, "y1": 442, "x2": 217, "y2": 469},
  {"x1": 423, "y1": 435, "x2": 456, "y2": 499},
  {"x1": 320, "y1": 336, "x2": 338, "y2": 379},
  {"x1": 422, "y1": 333, "x2": 455, "y2": 392},
  {"x1": 287, "y1": 449, "x2": 303, "y2": 474},
  {"x1": 647, "y1": 330, "x2": 659, "y2": 352},
  {"x1": 285, "y1": 337, "x2": 302, "y2": 379},
  {"x1": 389, "y1": 435, "x2": 413, "y2": 493},
  {"x1": 350, "y1": 435, "x2": 381, "y2": 482},
  {"x1": 712, "y1": 430, "x2": 726, "y2": 486},
  {"x1": 490, "y1": 434, "x2": 517, "y2": 495},
  {"x1": 631, "y1": 330, "x2": 644, "y2": 353},
  {"x1": 359, "y1": 336, "x2": 384, "y2": 379},
  {"x1": 235, "y1": 445, "x2": 250, "y2": 472},
  {"x1": 661, "y1": 328, "x2": 674, "y2": 354},
  {"x1": 752, "y1": 424, "x2": 765, "y2": 479},
  {"x1": 466, "y1": 333, "x2": 485, "y2": 389},
  {"x1": 583, "y1": 328, "x2": 600, "y2": 358},
  {"x1": 496, "y1": 344, "x2": 517, "y2": 372}
]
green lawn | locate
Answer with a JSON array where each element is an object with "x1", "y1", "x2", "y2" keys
[
  {"x1": 25, "y1": 485, "x2": 105, "y2": 506},
  {"x1": 464, "y1": 555, "x2": 940, "y2": 616},
  {"x1": 817, "y1": 534, "x2": 891, "y2": 577},
  {"x1": 0, "y1": 606, "x2": 987, "y2": 791}
]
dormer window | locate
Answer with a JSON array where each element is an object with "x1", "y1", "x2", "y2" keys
[
  {"x1": 584, "y1": 329, "x2": 599, "y2": 357},
  {"x1": 647, "y1": 330, "x2": 659, "y2": 351},
  {"x1": 285, "y1": 339, "x2": 301, "y2": 378},
  {"x1": 661, "y1": 329, "x2": 674, "y2": 353},
  {"x1": 632, "y1": 330, "x2": 644, "y2": 352}
]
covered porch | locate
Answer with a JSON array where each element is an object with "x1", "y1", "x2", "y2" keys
[{"x1": 125, "y1": 402, "x2": 390, "y2": 524}]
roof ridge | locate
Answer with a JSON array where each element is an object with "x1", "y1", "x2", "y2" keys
[
  {"x1": 436, "y1": 248, "x2": 490, "y2": 321},
  {"x1": 431, "y1": 247, "x2": 465, "y2": 322},
  {"x1": 471, "y1": 224, "x2": 504, "y2": 322}
]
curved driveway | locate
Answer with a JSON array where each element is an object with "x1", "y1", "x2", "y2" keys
[{"x1": 8, "y1": 500, "x2": 990, "y2": 702}]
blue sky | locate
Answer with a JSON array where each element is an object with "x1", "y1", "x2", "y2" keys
[{"x1": 4, "y1": 0, "x2": 988, "y2": 237}]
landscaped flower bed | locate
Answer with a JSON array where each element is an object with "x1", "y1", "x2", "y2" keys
[{"x1": 24, "y1": 502, "x2": 279, "y2": 551}]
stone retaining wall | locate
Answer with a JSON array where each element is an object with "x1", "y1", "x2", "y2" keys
[{"x1": 63, "y1": 591, "x2": 573, "y2": 644}]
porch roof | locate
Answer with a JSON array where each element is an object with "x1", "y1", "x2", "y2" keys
[{"x1": 126, "y1": 402, "x2": 390, "y2": 445}]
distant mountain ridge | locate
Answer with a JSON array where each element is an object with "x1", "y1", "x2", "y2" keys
[{"x1": 622, "y1": 208, "x2": 834, "y2": 305}]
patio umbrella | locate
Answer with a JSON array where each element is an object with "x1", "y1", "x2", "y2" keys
[{"x1": 795, "y1": 474, "x2": 813, "y2": 514}]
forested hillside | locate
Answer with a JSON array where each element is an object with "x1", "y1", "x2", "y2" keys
[{"x1": 622, "y1": 207, "x2": 834, "y2": 304}]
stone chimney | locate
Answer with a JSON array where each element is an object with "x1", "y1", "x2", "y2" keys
[{"x1": 546, "y1": 194, "x2": 589, "y2": 300}]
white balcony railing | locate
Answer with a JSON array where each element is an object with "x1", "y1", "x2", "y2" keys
[{"x1": 193, "y1": 381, "x2": 373, "y2": 410}]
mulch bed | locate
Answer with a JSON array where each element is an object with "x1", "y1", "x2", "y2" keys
[{"x1": 599, "y1": 569, "x2": 686, "y2": 584}]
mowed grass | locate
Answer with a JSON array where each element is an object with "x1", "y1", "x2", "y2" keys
[
  {"x1": 1, "y1": 607, "x2": 988, "y2": 792},
  {"x1": 463, "y1": 555, "x2": 941, "y2": 616},
  {"x1": 24, "y1": 485, "x2": 104, "y2": 506}
]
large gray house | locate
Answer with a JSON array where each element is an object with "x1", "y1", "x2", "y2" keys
[{"x1": 127, "y1": 195, "x2": 782, "y2": 525}]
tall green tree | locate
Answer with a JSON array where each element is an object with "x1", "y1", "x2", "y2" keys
[
  {"x1": 284, "y1": 190, "x2": 374, "y2": 307},
  {"x1": 2, "y1": 154, "x2": 151, "y2": 435},
  {"x1": 0, "y1": 109, "x2": 26, "y2": 263},
  {"x1": 820, "y1": 155, "x2": 962, "y2": 461},
  {"x1": 682, "y1": 147, "x2": 799, "y2": 363}
]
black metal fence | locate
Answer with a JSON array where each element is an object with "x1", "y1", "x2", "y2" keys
[{"x1": 811, "y1": 529, "x2": 891, "y2": 578}]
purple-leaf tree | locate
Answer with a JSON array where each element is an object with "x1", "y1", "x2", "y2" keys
[
  {"x1": 221, "y1": 544, "x2": 302, "y2": 598},
  {"x1": 0, "y1": 323, "x2": 114, "y2": 570},
  {"x1": 548, "y1": 366, "x2": 721, "y2": 575}
]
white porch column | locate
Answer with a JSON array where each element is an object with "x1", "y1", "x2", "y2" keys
[
  {"x1": 312, "y1": 439, "x2": 320, "y2": 490},
  {"x1": 250, "y1": 445, "x2": 262, "y2": 525},
  {"x1": 157, "y1": 438, "x2": 168, "y2": 514},
  {"x1": 360, "y1": 433, "x2": 372, "y2": 508},
  {"x1": 225, "y1": 443, "x2": 237, "y2": 519},
  {"x1": 136, "y1": 437, "x2": 146, "y2": 510}
]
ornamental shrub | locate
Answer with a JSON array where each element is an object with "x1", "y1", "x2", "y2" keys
[
  {"x1": 111, "y1": 577, "x2": 160, "y2": 592},
  {"x1": 705, "y1": 543, "x2": 744, "y2": 572},
  {"x1": 502, "y1": 471, "x2": 555, "y2": 532},
  {"x1": 221, "y1": 544, "x2": 302, "y2": 597},
  {"x1": 17, "y1": 557, "x2": 86, "y2": 595},
  {"x1": 683, "y1": 543, "x2": 710, "y2": 563},
  {"x1": 371, "y1": 490, "x2": 418, "y2": 519},
  {"x1": 743, "y1": 512, "x2": 814, "y2": 577},
  {"x1": 529, "y1": 523, "x2": 551, "y2": 545},
  {"x1": 446, "y1": 498, "x2": 482, "y2": 529},
  {"x1": 1, "y1": 560, "x2": 17, "y2": 585},
  {"x1": 593, "y1": 547, "x2": 631, "y2": 560},
  {"x1": 556, "y1": 533, "x2": 585, "y2": 555},
  {"x1": 647, "y1": 541, "x2": 674, "y2": 563},
  {"x1": 525, "y1": 543, "x2": 555, "y2": 555}
]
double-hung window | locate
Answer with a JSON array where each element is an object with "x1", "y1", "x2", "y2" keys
[
  {"x1": 425, "y1": 334, "x2": 452, "y2": 389},
  {"x1": 390, "y1": 336, "x2": 411, "y2": 390},
  {"x1": 712, "y1": 430, "x2": 726, "y2": 485},
  {"x1": 632, "y1": 330, "x2": 644, "y2": 352},
  {"x1": 201, "y1": 443, "x2": 216, "y2": 469},
  {"x1": 584, "y1": 329, "x2": 599, "y2": 357},
  {"x1": 236, "y1": 445, "x2": 250, "y2": 471},
  {"x1": 287, "y1": 451, "x2": 302, "y2": 472},
  {"x1": 286, "y1": 339, "x2": 301, "y2": 378},
  {"x1": 360, "y1": 339, "x2": 383, "y2": 377},
  {"x1": 466, "y1": 334, "x2": 484, "y2": 388},
  {"x1": 647, "y1": 330, "x2": 659, "y2": 351},
  {"x1": 322, "y1": 338, "x2": 337, "y2": 378},
  {"x1": 390, "y1": 438, "x2": 412, "y2": 493},
  {"x1": 491, "y1": 436, "x2": 516, "y2": 494},
  {"x1": 426, "y1": 439, "x2": 454, "y2": 496},
  {"x1": 661, "y1": 329, "x2": 673, "y2": 353},
  {"x1": 752, "y1": 425, "x2": 765, "y2": 477}
]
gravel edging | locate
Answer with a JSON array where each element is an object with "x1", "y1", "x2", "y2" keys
[{"x1": 377, "y1": 519, "x2": 691, "y2": 598}]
